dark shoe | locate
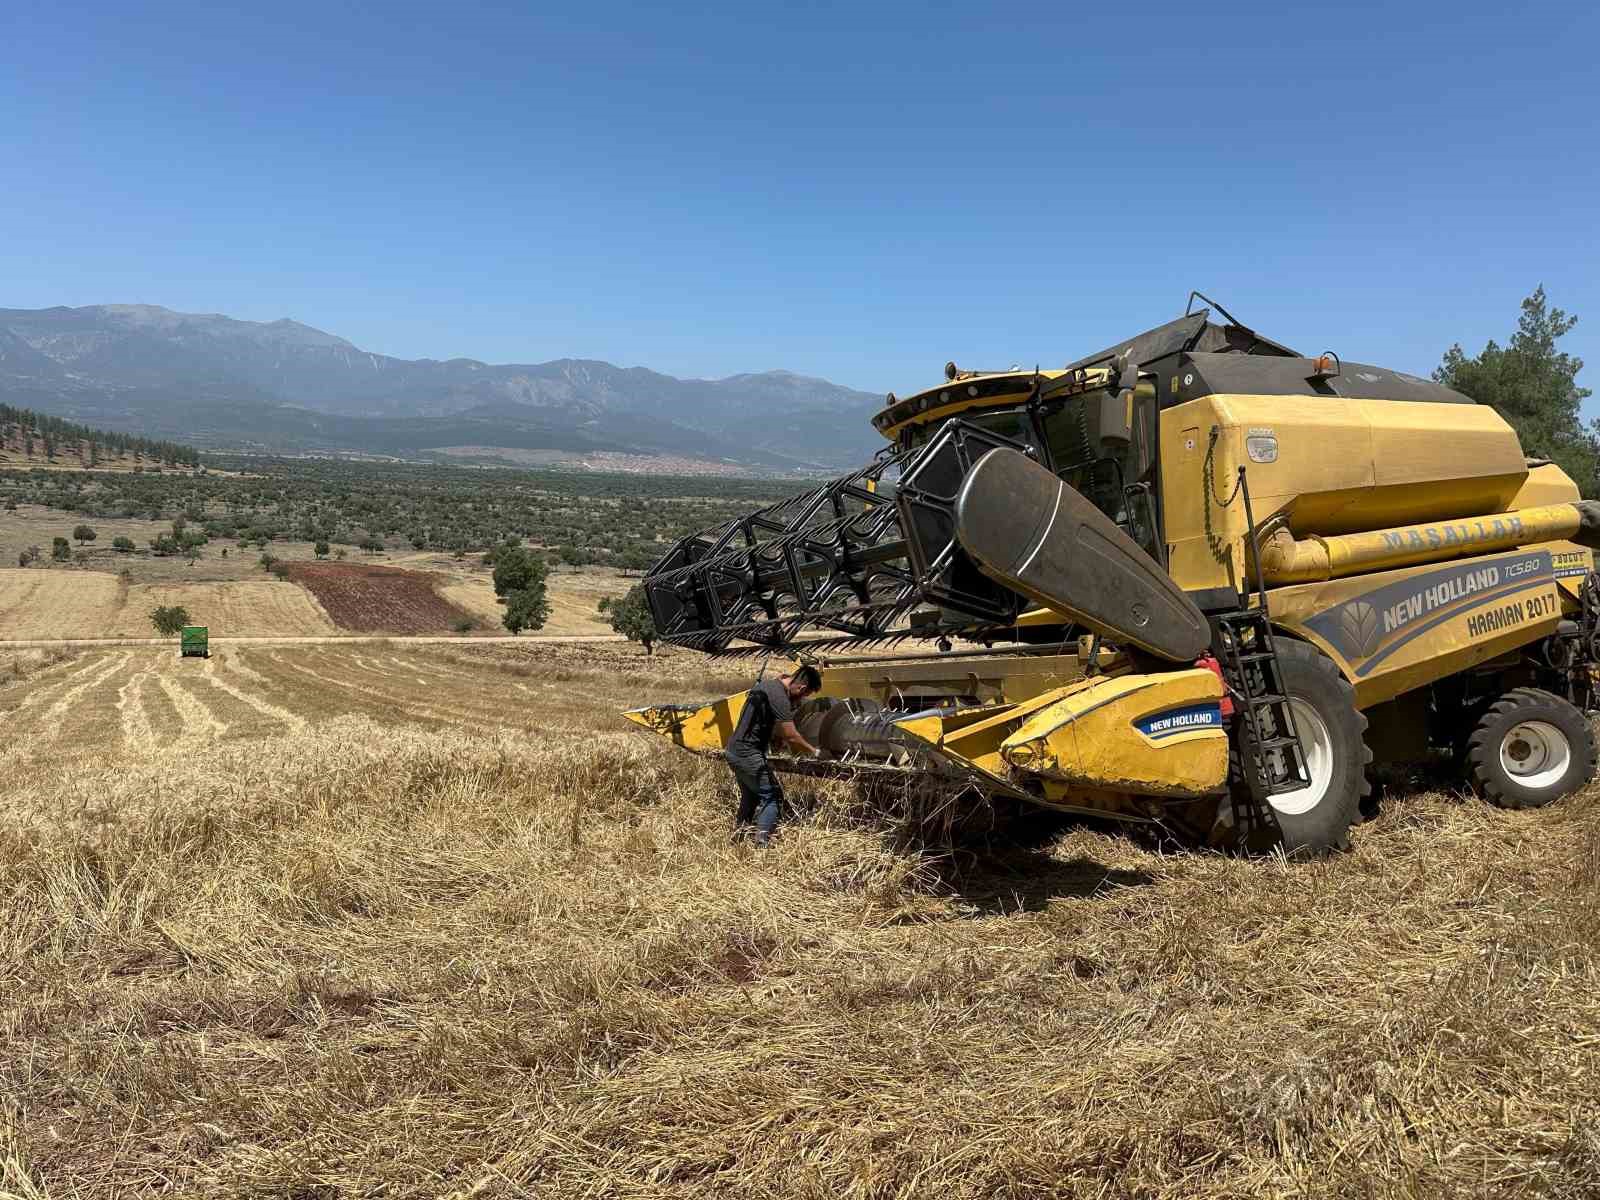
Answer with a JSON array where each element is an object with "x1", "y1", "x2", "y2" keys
[
  {"x1": 731, "y1": 824, "x2": 754, "y2": 843},
  {"x1": 753, "y1": 832, "x2": 771, "y2": 849}
]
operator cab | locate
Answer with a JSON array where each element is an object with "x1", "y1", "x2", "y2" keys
[{"x1": 874, "y1": 364, "x2": 1163, "y2": 563}]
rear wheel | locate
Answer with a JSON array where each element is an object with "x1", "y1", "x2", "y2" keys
[
  {"x1": 1253, "y1": 640, "x2": 1371, "y2": 855},
  {"x1": 1466, "y1": 687, "x2": 1595, "y2": 810}
]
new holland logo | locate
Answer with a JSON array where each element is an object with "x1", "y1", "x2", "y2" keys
[
  {"x1": 1134, "y1": 703, "x2": 1223, "y2": 740},
  {"x1": 1339, "y1": 600, "x2": 1381, "y2": 658}
]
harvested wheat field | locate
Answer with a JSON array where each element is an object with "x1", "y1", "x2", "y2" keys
[
  {"x1": 3, "y1": 643, "x2": 1599, "y2": 1198},
  {"x1": 108, "y1": 581, "x2": 338, "y2": 638},
  {"x1": 0, "y1": 570, "x2": 338, "y2": 640},
  {"x1": 0, "y1": 569, "x2": 125, "y2": 639}
]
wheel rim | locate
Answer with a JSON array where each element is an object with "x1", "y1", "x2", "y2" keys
[
  {"x1": 1498, "y1": 720, "x2": 1571, "y2": 791},
  {"x1": 1268, "y1": 697, "x2": 1334, "y2": 817}
]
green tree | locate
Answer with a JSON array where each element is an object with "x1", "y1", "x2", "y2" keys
[
  {"x1": 1436, "y1": 286, "x2": 1594, "y2": 494},
  {"x1": 502, "y1": 587, "x2": 550, "y2": 635},
  {"x1": 599, "y1": 586, "x2": 657, "y2": 654},
  {"x1": 149, "y1": 604, "x2": 191, "y2": 636},
  {"x1": 51, "y1": 536, "x2": 70, "y2": 561},
  {"x1": 112, "y1": 536, "x2": 135, "y2": 552},
  {"x1": 73, "y1": 524, "x2": 96, "y2": 545},
  {"x1": 314, "y1": 539, "x2": 330, "y2": 559},
  {"x1": 492, "y1": 545, "x2": 547, "y2": 598}
]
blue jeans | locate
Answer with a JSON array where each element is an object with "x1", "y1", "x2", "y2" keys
[{"x1": 727, "y1": 753, "x2": 784, "y2": 835}]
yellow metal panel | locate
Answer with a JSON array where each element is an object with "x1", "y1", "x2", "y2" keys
[
  {"x1": 1509, "y1": 462, "x2": 1581, "y2": 507},
  {"x1": 1159, "y1": 398, "x2": 1247, "y2": 593},
  {"x1": 933, "y1": 681, "x2": 1096, "y2": 776},
  {"x1": 1215, "y1": 394, "x2": 1526, "y2": 535},
  {"x1": 998, "y1": 669, "x2": 1227, "y2": 796},
  {"x1": 1270, "y1": 544, "x2": 1567, "y2": 707},
  {"x1": 1160, "y1": 394, "x2": 1531, "y2": 594},
  {"x1": 623, "y1": 693, "x2": 747, "y2": 752}
]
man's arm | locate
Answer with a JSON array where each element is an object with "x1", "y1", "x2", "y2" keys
[{"x1": 775, "y1": 720, "x2": 822, "y2": 757}]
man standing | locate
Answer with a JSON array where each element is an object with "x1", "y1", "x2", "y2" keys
[{"x1": 726, "y1": 666, "x2": 824, "y2": 848}]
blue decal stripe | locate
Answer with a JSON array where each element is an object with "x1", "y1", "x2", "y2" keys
[{"x1": 1355, "y1": 576, "x2": 1553, "y2": 677}]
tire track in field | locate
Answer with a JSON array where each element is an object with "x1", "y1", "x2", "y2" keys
[
  {"x1": 198, "y1": 654, "x2": 308, "y2": 734},
  {"x1": 152, "y1": 661, "x2": 228, "y2": 740},
  {"x1": 36, "y1": 651, "x2": 133, "y2": 735}
]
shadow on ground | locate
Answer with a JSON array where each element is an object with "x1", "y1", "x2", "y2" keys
[{"x1": 928, "y1": 845, "x2": 1157, "y2": 916}]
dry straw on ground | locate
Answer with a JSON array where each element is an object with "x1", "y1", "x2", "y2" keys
[{"x1": 2, "y1": 647, "x2": 1599, "y2": 1198}]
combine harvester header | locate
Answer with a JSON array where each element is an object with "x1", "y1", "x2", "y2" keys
[{"x1": 629, "y1": 298, "x2": 1600, "y2": 855}]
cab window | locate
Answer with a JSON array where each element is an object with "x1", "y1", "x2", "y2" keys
[{"x1": 1042, "y1": 380, "x2": 1161, "y2": 559}]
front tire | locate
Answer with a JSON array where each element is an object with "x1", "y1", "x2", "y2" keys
[
  {"x1": 1254, "y1": 639, "x2": 1371, "y2": 855},
  {"x1": 1466, "y1": 687, "x2": 1595, "y2": 810}
]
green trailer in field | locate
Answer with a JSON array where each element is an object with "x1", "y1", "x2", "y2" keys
[{"x1": 180, "y1": 626, "x2": 209, "y2": 658}]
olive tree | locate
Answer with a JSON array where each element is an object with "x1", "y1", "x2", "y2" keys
[
  {"x1": 599, "y1": 586, "x2": 657, "y2": 654},
  {"x1": 149, "y1": 604, "x2": 191, "y2": 636}
]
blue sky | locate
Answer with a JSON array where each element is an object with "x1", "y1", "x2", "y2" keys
[{"x1": 3, "y1": 1, "x2": 1596, "y2": 408}]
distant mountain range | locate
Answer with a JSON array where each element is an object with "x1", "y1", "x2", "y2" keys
[{"x1": 0, "y1": 304, "x2": 888, "y2": 473}]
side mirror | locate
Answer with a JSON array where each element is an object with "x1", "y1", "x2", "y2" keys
[{"x1": 1097, "y1": 359, "x2": 1136, "y2": 449}]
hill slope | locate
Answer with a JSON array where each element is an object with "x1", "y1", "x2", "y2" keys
[
  {"x1": 0, "y1": 304, "x2": 886, "y2": 471},
  {"x1": 0, "y1": 400, "x2": 201, "y2": 472}
]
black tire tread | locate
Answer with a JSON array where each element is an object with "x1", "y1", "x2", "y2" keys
[
  {"x1": 1232, "y1": 638, "x2": 1372, "y2": 856},
  {"x1": 1465, "y1": 686, "x2": 1596, "y2": 810},
  {"x1": 1292, "y1": 643, "x2": 1372, "y2": 853}
]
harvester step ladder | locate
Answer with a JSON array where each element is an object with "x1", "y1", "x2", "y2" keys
[
  {"x1": 1214, "y1": 463, "x2": 1311, "y2": 847},
  {"x1": 1215, "y1": 607, "x2": 1310, "y2": 844}
]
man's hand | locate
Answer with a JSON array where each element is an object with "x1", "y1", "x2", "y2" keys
[{"x1": 776, "y1": 719, "x2": 820, "y2": 758}]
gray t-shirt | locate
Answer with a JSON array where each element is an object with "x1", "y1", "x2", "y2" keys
[{"x1": 728, "y1": 678, "x2": 793, "y2": 757}]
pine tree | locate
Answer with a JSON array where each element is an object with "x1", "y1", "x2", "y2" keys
[{"x1": 1436, "y1": 287, "x2": 1594, "y2": 494}]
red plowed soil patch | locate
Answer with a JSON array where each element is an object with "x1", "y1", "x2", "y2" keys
[{"x1": 286, "y1": 563, "x2": 476, "y2": 634}]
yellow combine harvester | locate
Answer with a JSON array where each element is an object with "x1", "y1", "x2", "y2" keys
[{"x1": 627, "y1": 298, "x2": 1600, "y2": 853}]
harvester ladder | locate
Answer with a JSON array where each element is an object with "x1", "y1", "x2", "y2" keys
[
  {"x1": 1216, "y1": 608, "x2": 1309, "y2": 801},
  {"x1": 1215, "y1": 465, "x2": 1311, "y2": 846}
]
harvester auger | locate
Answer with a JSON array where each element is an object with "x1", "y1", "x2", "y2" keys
[{"x1": 626, "y1": 300, "x2": 1600, "y2": 854}]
